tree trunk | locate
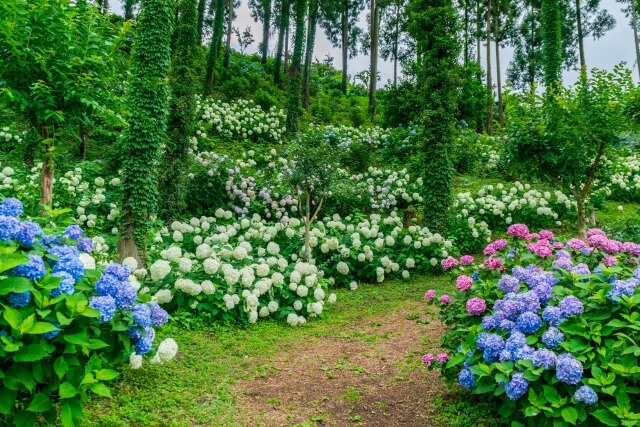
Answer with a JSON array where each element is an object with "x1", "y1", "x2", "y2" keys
[
  {"x1": 633, "y1": 0, "x2": 640, "y2": 80},
  {"x1": 261, "y1": 0, "x2": 272, "y2": 63},
  {"x1": 284, "y1": 21, "x2": 290, "y2": 73},
  {"x1": 575, "y1": 0, "x2": 585, "y2": 68},
  {"x1": 223, "y1": 0, "x2": 233, "y2": 67},
  {"x1": 302, "y1": 0, "x2": 318, "y2": 109},
  {"x1": 476, "y1": 0, "x2": 481, "y2": 66},
  {"x1": 486, "y1": 0, "x2": 493, "y2": 135},
  {"x1": 102, "y1": 0, "x2": 109, "y2": 14},
  {"x1": 285, "y1": 0, "x2": 307, "y2": 135},
  {"x1": 341, "y1": 3, "x2": 348, "y2": 94},
  {"x1": 197, "y1": 0, "x2": 207, "y2": 42},
  {"x1": 125, "y1": 0, "x2": 137, "y2": 20},
  {"x1": 80, "y1": 124, "x2": 89, "y2": 159},
  {"x1": 274, "y1": 0, "x2": 289, "y2": 84},
  {"x1": 463, "y1": 0, "x2": 469, "y2": 64},
  {"x1": 116, "y1": 221, "x2": 146, "y2": 266},
  {"x1": 541, "y1": 0, "x2": 562, "y2": 88},
  {"x1": 368, "y1": 0, "x2": 380, "y2": 119},
  {"x1": 393, "y1": 2, "x2": 399, "y2": 85},
  {"x1": 494, "y1": 11, "x2": 504, "y2": 128},
  {"x1": 39, "y1": 125, "x2": 54, "y2": 209},
  {"x1": 204, "y1": 0, "x2": 226, "y2": 95}
]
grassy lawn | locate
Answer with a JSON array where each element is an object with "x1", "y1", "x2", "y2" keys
[{"x1": 84, "y1": 276, "x2": 453, "y2": 426}]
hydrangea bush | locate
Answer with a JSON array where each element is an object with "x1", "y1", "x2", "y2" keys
[
  {"x1": 423, "y1": 224, "x2": 640, "y2": 426},
  {"x1": 0, "y1": 198, "x2": 175, "y2": 426}
]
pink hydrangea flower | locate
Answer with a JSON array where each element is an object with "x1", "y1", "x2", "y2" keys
[
  {"x1": 622, "y1": 242, "x2": 640, "y2": 256},
  {"x1": 424, "y1": 290, "x2": 436, "y2": 300},
  {"x1": 456, "y1": 275, "x2": 473, "y2": 291},
  {"x1": 483, "y1": 244, "x2": 497, "y2": 255},
  {"x1": 587, "y1": 228, "x2": 606, "y2": 237},
  {"x1": 567, "y1": 238, "x2": 587, "y2": 250},
  {"x1": 466, "y1": 298, "x2": 487, "y2": 315},
  {"x1": 460, "y1": 255, "x2": 474, "y2": 265},
  {"x1": 507, "y1": 224, "x2": 530, "y2": 239},
  {"x1": 484, "y1": 256, "x2": 504, "y2": 271},
  {"x1": 493, "y1": 239, "x2": 508, "y2": 250},
  {"x1": 440, "y1": 294, "x2": 450, "y2": 304},
  {"x1": 422, "y1": 354, "x2": 435, "y2": 365},
  {"x1": 436, "y1": 353, "x2": 449, "y2": 363},
  {"x1": 441, "y1": 257, "x2": 459, "y2": 270},
  {"x1": 553, "y1": 242, "x2": 565, "y2": 249},
  {"x1": 602, "y1": 256, "x2": 618, "y2": 267},
  {"x1": 539, "y1": 230, "x2": 554, "y2": 240}
]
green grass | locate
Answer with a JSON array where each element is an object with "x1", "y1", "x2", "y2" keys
[{"x1": 83, "y1": 276, "x2": 450, "y2": 426}]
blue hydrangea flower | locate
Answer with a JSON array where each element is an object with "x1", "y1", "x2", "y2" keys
[
  {"x1": 63, "y1": 225, "x2": 83, "y2": 240},
  {"x1": 49, "y1": 245, "x2": 80, "y2": 259},
  {"x1": 103, "y1": 263, "x2": 131, "y2": 281},
  {"x1": 505, "y1": 373, "x2": 529, "y2": 400},
  {"x1": 529, "y1": 349, "x2": 557, "y2": 369},
  {"x1": 113, "y1": 283, "x2": 137, "y2": 309},
  {"x1": 607, "y1": 279, "x2": 639, "y2": 303},
  {"x1": 572, "y1": 263, "x2": 591, "y2": 276},
  {"x1": 43, "y1": 322, "x2": 60, "y2": 340},
  {"x1": 95, "y1": 274, "x2": 120, "y2": 296},
  {"x1": 13, "y1": 254, "x2": 46, "y2": 281},
  {"x1": 495, "y1": 299, "x2": 523, "y2": 321},
  {"x1": 552, "y1": 258, "x2": 573, "y2": 271},
  {"x1": 574, "y1": 385, "x2": 598, "y2": 405},
  {"x1": 542, "y1": 327, "x2": 565, "y2": 349},
  {"x1": 531, "y1": 284, "x2": 552, "y2": 304},
  {"x1": 607, "y1": 274, "x2": 617, "y2": 284},
  {"x1": 556, "y1": 353, "x2": 583, "y2": 385},
  {"x1": 471, "y1": 271, "x2": 480, "y2": 281},
  {"x1": 477, "y1": 333, "x2": 504, "y2": 362},
  {"x1": 149, "y1": 302, "x2": 169, "y2": 326},
  {"x1": 132, "y1": 304, "x2": 152, "y2": 327},
  {"x1": 555, "y1": 250, "x2": 571, "y2": 259},
  {"x1": 0, "y1": 215, "x2": 20, "y2": 241},
  {"x1": 634, "y1": 266, "x2": 640, "y2": 279},
  {"x1": 53, "y1": 254, "x2": 85, "y2": 281},
  {"x1": 458, "y1": 368, "x2": 475, "y2": 389},
  {"x1": 505, "y1": 331, "x2": 527, "y2": 354},
  {"x1": 498, "y1": 275, "x2": 520, "y2": 293},
  {"x1": 51, "y1": 271, "x2": 75, "y2": 297},
  {"x1": 559, "y1": 296, "x2": 584, "y2": 317},
  {"x1": 516, "y1": 312, "x2": 542, "y2": 334},
  {"x1": 89, "y1": 295, "x2": 116, "y2": 323},
  {"x1": 77, "y1": 237, "x2": 94, "y2": 253},
  {"x1": 4, "y1": 291, "x2": 31, "y2": 308},
  {"x1": 542, "y1": 306, "x2": 564, "y2": 326},
  {"x1": 133, "y1": 326, "x2": 155, "y2": 355},
  {"x1": 40, "y1": 234, "x2": 62, "y2": 248},
  {"x1": 580, "y1": 248, "x2": 592, "y2": 256},
  {"x1": 482, "y1": 315, "x2": 498, "y2": 330},
  {"x1": 0, "y1": 198, "x2": 23, "y2": 217},
  {"x1": 498, "y1": 319, "x2": 516, "y2": 331},
  {"x1": 14, "y1": 222, "x2": 43, "y2": 248},
  {"x1": 516, "y1": 291, "x2": 541, "y2": 313}
]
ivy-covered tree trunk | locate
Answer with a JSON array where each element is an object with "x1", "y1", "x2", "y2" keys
[
  {"x1": 541, "y1": 0, "x2": 562, "y2": 88},
  {"x1": 205, "y1": 0, "x2": 226, "y2": 95},
  {"x1": 159, "y1": 0, "x2": 198, "y2": 222},
  {"x1": 368, "y1": 0, "x2": 381, "y2": 119},
  {"x1": 117, "y1": 0, "x2": 174, "y2": 265},
  {"x1": 486, "y1": 0, "x2": 493, "y2": 135},
  {"x1": 197, "y1": 0, "x2": 207, "y2": 42},
  {"x1": 124, "y1": 0, "x2": 137, "y2": 20},
  {"x1": 261, "y1": 0, "x2": 273, "y2": 63},
  {"x1": 302, "y1": 0, "x2": 319, "y2": 109},
  {"x1": 494, "y1": 10, "x2": 504, "y2": 128},
  {"x1": 285, "y1": 21, "x2": 290, "y2": 72},
  {"x1": 274, "y1": 0, "x2": 291, "y2": 84},
  {"x1": 407, "y1": 0, "x2": 459, "y2": 231},
  {"x1": 285, "y1": 0, "x2": 307, "y2": 134},
  {"x1": 38, "y1": 125, "x2": 54, "y2": 208},
  {"x1": 575, "y1": 0, "x2": 585, "y2": 68},
  {"x1": 341, "y1": 1, "x2": 349, "y2": 93},
  {"x1": 223, "y1": 0, "x2": 234, "y2": 67}
]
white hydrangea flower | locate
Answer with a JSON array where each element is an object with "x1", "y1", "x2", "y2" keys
[
  {"x1": 313, "y1": 287, "x2": 325, "y2": 300},
  {"x1": 152, "y1": 289, "x2": 173, "y2": 304},
  {"x1": 328, "y1": 293, "x2": 337, "y2": 303},
  {"x1": 175, "y1": 278, "x2": 202, "y2": 296},
  {"x1": 130, "y1": 353, "x2": 143, "y2": 370},
  {"x1": 177, "y1": 257, "x2": 193, "y2": 273},
  {"x1": 267, "y1": 300, "x2": 279, "y2": 312},
  {"x1": 151, "y1": 338, "x2": 178, "y2": 365},
  {"x1": 293, "y1": 300, "x2": 303, "y2": 311},
  {"x1": 79, "y1": 253, "x2": 96, "y2": 270},
  {"x1": 150, "y1": 260, "x2": 171, "y2": 282},
  {"x1": 201, "y1": 280, "x2": 215, "y2": 295},
  {"x1": 349, "y1": 281, "x2": 358, "y2": 291},
  {"x1": 203, "y1": 258, "x2": 220, "y2": 274},
  {"x1": 336, "y1": 262, "x2": 349, "y2": 275}
]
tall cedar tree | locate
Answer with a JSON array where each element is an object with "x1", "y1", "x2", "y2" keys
[
  {"x1": 286, "y1": 0, "x2": 308, "y2": 134},
  {"x1": 407, "y1": 0, "x2": 460, "y2": 230},
  {"x1": 379, "y1": 0, "x2": 412, "y2": 85},
  {"x1": 197, "y1": 0, "x2": 207, "y2": 42},
  {"x1": 616, "y1": 0, "x2": 640, "y2": 79},
  {"x1": 574, "y1": 0, "x2": 615, "y2": 68},
  {"x1": 542, "y1": 0, "x2": 562, "y2": 87},
  {"x1": 117, "y1": 0, "x2": 174, "y2": 264},
  {"x1": 274, "y1": 0, "x2": 292, "y2": 84},
  {"x1": 302, "y1": 0, "x2": 320, "y2": 109},
  {"x1": 205, "y1": 0, "x2": 226, "y2": 94},
  {"x1": 248, "y1": 0, "x2": 273, "y2": 63},
  {"x1": 368, "y1": 0, "x2": 382, "y2": 119},
  {"x1": 159, "y1": 0, "x2": 199, "y2": 222}
]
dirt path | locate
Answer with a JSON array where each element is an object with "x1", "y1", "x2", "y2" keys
[{"x1": 233, "y1": 301, "x2": 448, "y2": 426}]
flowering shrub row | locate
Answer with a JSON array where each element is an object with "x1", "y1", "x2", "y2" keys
[
  {"x1": 0, "y1": 198, "x2": 176, "y2": 426},
  {"x1": 423, "y1": 224, "x2": 640, "y2": 426}
]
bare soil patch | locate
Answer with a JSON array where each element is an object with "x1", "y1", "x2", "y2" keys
[{"x1": 233, "y1": 302, "x2": 448, "y2": 426}]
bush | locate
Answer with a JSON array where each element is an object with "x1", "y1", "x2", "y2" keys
[
  {"x1": 423, "y1": 224, "x2": 640, "y2": 426},
  {"x1": 0, "y1": 197, "x2": 175, "y2": 426}
]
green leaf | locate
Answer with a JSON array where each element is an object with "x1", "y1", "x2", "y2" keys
[
  {"x1": 26, "y1": 322, "x2": 58, "y2": 335},
  {"x1": 60, "y1": 402, "x2": 78, "y2": 427},
  {"x1": 58, "y1": 382, "x2": 78, "y2": 399},
  {"x1": 95, "y1": 369, "x2": 119, "y2": 381},
  {"x1": 27, "y1": 393, "x2": 53, "y2": 413},
  {"x1": 3, "y1": 305, "x2": 23, "y2": 330},
  {"x1": 13, "y1": 410, "x2": 36, "y2": 427},
  {"x1": 561, "y1": 407, "x2": 578, "y2": 425},
  {"x1": 89, "y1": 382, "x2": 112, "y2": 398},
  {"x1": 592, "y1": 409, "x2": 620, "y2": 426},
  {"x1": 0, "y1": 387, "x2": 17, "y2": 415},
  {"x1": 0, "y1": 277, "x2": 34, "y2": 295},
  {"x1": 445, "y1": 352, "x2": 466, "y2": 369},
  {"x1": 19, "y1": 314, "x2": 36, "y2": 335},
  {"x1": 13, "y1": 343, "x2": 52, "y2": 362},
  {"x1": 54, "y1": 357, "x2": 69, "y2": 379},
  {"x1": 0, "y1": 253, "x2": 29, "y2": 274},
  {"x1": 56, "y1": 312, "x2": 73, "y2": 326},
  {"x1": 543, "y1": 385, "x2": 560, "y2": 403}
]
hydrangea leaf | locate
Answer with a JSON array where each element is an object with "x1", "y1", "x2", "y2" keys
[
  {"x1": 561, "y1": 407, "x2": 578, "y2": 425},
  {"x1": 26, "y1": 392, "x2": 53, "y2": 413},
  {"x1": 591, "y1": 409, "x2": 620, "y2": 426},
  {"x1": 0, "y1": 277, "x2": 33, "y2": 295}
]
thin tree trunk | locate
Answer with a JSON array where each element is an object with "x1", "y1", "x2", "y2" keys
[
  {"x1": 274, "y1": 0, "x2": 289, "y2": 84},
  {"x1": 285, "y1": 0, "x2": 307, "y2": 134},
  {"x1": 393, "y1": 2, "x2": 399, "y2": 85},
  {"x1": 102, "y1": 0, "x2": 109, "y2": 14},
  {"x1": 633, "y1": 0, "x2": 640, "y2": 80},
  {"x1": 261, "y1": 0, "x2": 272, "y2": 63},
  {"x1": 125, "y1": 0, "x2": 136, "y2": 20},
  {"x1": 205, "y1": 0, "x2": 226, "y2": 94},
  {"x1": 80, "y1": 124, "x2": 89, "y2": 159},
  {"x1": 486, "y1": 0, "x2": 493, "y2": 135},
  {"x1": 476, "y1": 0, "x2": 481, "y2": 66},
  {"x1": 341, "y1": 3, "x2": 349, "y2": 93},
  {"x1": 464, "y1": 0, "x2": 469, "y2": 64},
  {"x1": 197, "y1": 0, "x2": 207, "y2": 42},
  {"x1": 284, "y1": 21, "x2": 290, "y2": 73},
  {"x1": 224, "y1": 0, "x2": 233, "y2": 67},
  {"x1": 39, "y1": 125, "x2": 54, "y2": 208},
  {"x1": 575, "y1": 0, "x2": 585, "y2": 68},
  {"x1": 494, "y1": 11, "x2": 504, "y2": 128},
  {"x1": 529, "y1": 3, "x2": 535, "y2": 89},
  {"x1": 368, "y1": 0, "x2": 380, "y2": 119},
  {"x1": 302, "y1": 0, "x2": 318, "y2": 109}
]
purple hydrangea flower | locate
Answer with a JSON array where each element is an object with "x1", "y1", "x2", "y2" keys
[
  {"x1": 64, "y1": 225, "x2": 84, "y2": 240},
  {"x1": 516, "y1": 291, "x2": 541, "y2": 313},
  {"x1": 552, "y1": 258, "x2": 573, "y2": 271},
  {"x1": 571, "y1": 263, "x2": 590, "y2": 275},
  {"x1": 556, "y1": 353, "x2": 583, "y2": 385},
  {"x1": 559, "y1": 296, "x2": 584, "y2": 317},
  {"x1": 149, "y1": 301, "x2": 169, "y2": 326},
  {"x1": 529, "y1": 349, "x2": 557, "y2": 369},
  {"x1": 531, "y1": 284, "x2": 553, "y2": 304},
  {"x1": 13, "y1": 254, "x2": 46, "y2": 281},
  {"x1": 542, "y1": 306, "x2": 564, "y2": 326},
  {"x1": 607, "y1": 279, "x2": 639, "y2": 303},
  {"x1": 542, "y1": 327, "x2": 565, "y2": 349},
  {"x1": 77, "y1": 237, "x2": 94, "y2": 253},
  {"x1": 505, "y1": 373, "x2": 529, "y2": 400},
  {"x1": 0, "y1": 198, "x2": 23, "y2": 217},
  {"x1": 466, "y1": 298, "x2": 487, "y2": 315},
  {"x1": 89, "y1": 295, "x2": 116, "y2": 323},
  {"x1": 574, "y1": 385, "x2": 598, "y2": 405},
  {"x1": 498, "y1": 275, "x2": 520, "y2": 293}
]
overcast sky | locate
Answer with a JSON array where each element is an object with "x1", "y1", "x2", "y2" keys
[{"x1": 114, "y1": 0, "x2": 638, "y2": 87}]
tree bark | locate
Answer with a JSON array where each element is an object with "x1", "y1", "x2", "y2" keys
[
  {"x1": 274, "y1": 0, "x2": 290, "y2": 84},
  {"x1": 494, "y1": 10, "x2": 504, "y2": 128},
  {"x1": 197, "y1": 0, "x2": 207, "y2": 42},
  {"x1": 39, "y1": 125, "x2": 54, "y2": 209},
  {"x1": 575, "y1": 0, "x2": 585, "y2": 68},
  {"x1": 302, "y1": 0, "x2": 319, "y2": 109},
  {"x1": 393, "y1": 1, "x2": 399, "y2": 85},
  {"x1": 284, "y1": 20, "x2": 290, "y2": 73},
  {"x1": 476, "y1": 0, "x2": 481, "y2": 66},
  {"x1": 80, "y1": 124, "x2": 89, "y2": 159},
  {"x1": 261, "y1": 0, "x2": 272, "y2": 63},
  {"x1": 285, "y1": 0, "x2": 307, "y2": 134},
  {"x1": 205, "y1": 0, "x2": 226, "y2": 94},
  {"x1": 368, "y1": 0, "x2": 380, "y2": 119},
  {"x1": 223, "y1": 0, "x2": 233, "y2": 67},
  {"x1": 341, "y1": 1, "x2": 349, "y2": 94},
  {"x1": 633, "y1": 0, "x2": 640, "y2": 80},
  {"x1": 486, "y1": 0, "x2": 493, "y2": 135},
  {"x1": 463, "y1": 0, "x2": 469, "y2": 64}
]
